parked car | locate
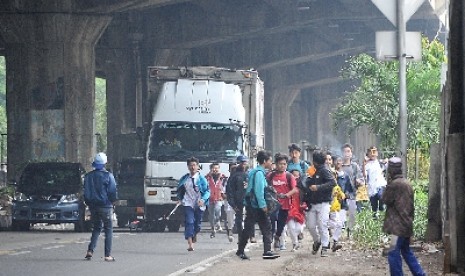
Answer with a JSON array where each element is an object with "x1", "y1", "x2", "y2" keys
[{"x1": 11, "y1": 162, "x2": 91, "y2": 232}]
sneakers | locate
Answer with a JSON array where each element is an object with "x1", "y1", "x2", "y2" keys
[
  {"x1": 332, "y1": 240, "x2": 342, "y2": 252},
  {"x1": 210, "y1": 229, "x2": 216, "y2": 238},
  {"x1": 291, "y1": 243, "x2": 300, "y2": 252},
  {"x1": 249, "y1": 237, "x2": 257, "y2": 243},
  {"x1": 273, "y1": 235, "x2": 280, "y2": 250},
  {"x1": 236, "y1": 250, "x2": 250, "y2": 260},
  {"x1": 320, "y1": 247, "x2": 329, "y2": 257},
  {"x1": 311, "y1": 241, "x2": 321, "y2": 255},
  {"x1": 228, "y1": 235, "x2": 234, "y2": 242},
  {"x1": 297, "y1": 232, "x2": 304, "y2": 240},
  {"x1": 262, "y1": 251, "x2": 280, "y2": 259},
  {"x1": 279, "y1": 245, "x2": 287, "y2": 251}
]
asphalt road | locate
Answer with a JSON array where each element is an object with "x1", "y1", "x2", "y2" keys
[{"x1": 0, "y1": 225, "x2": 238, "y2": 276}]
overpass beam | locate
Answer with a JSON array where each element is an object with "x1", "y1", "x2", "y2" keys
[{"x1": 0, "y1": 14, "x2": 111, "y2": 177}]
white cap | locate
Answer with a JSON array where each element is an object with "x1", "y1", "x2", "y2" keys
[{"x1": 93, "y1": 152, "x2": 108, "y2": 165}]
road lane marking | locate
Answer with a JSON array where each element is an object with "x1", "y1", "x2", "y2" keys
[
  {"x1": 43, "y1": 245, "x2": 65, "y2": 250},
  {"x1": 9, "y1": 251, "x2": 31, "y2": 256}
]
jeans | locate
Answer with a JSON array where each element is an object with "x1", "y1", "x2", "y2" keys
[
  {"x1": 184, "y1": 206, "x2": 204, "y2": 240},
  {"x1": 370, "y1": 190, "x2": 385, "y2": 213},
  {"x1": 88, "y1": 207, "x2": 113, "y2": 257},
  {"x1": 388, "y1": 235, "x2": 425, "y2": 276},
  {"x1": 275, "y1": 209, "x2": 289, "y2": 238},
  {"x1": 208, "y1": 200, "x2": 223, "y2": 229},
  {"x1": 238, "y1": 206, "x2": 272, "y2": 254}
]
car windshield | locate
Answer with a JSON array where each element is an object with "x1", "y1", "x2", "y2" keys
[
  {"x1": 18, "y1": 163, "x2": 83, "y2": 195},
  {"x1": 147, "y1": 121, "x2": 242, "y2": 163}
]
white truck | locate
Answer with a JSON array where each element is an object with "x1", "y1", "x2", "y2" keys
[{"x1": 141, "y1": 66, "x2": 264, "y2": 232}]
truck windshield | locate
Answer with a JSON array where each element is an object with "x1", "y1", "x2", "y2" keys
[{"x1": 148, "y1": 121, "x2": 242, "y2": 162}]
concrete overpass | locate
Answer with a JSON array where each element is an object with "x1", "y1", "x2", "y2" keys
[{"x1": 0, "y1": 0, "x2": 441, "y2": 177}]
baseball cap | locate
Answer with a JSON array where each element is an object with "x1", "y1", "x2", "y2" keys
[
  {"x1": 236, "y1": 155, "x2": 249, "y2": 162},
  {"x1": 93, "y1": 152, "x2": 108, "y2": 165}
]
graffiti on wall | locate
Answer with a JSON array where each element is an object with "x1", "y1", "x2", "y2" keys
[
  {"x1": 31, "y1": 110, "x2": 65, "y2": 160},
  {"x1": 31, "y1": 77, "x2": 64, "y2": 110}
]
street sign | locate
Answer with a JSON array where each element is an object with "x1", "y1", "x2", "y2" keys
[
  {"x1": 376, "y1": 31, "x2": 422, "y2": 61},
  {"x1": 371, "y1": 0, "x2": 425, "y2": 26}
]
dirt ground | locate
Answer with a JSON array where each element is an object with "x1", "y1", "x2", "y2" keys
[{"x1": 197, "y1": 236, "x2": 444, "y2": 276}]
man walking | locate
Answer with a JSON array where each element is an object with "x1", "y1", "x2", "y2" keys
[
  {"x1": 382, "y1": 157, "x2": 425, "y2": 276},
  {"x1": 305, "y1": 150, "x2": 336, "y2": 257},
  {"x1": 268, "y1": 153, "x2": 298, "y2": 251},
  {"x1": 226, "y1": 155, "x2": 249, "y2": 242},
  {"x1": 340, "y1": 143, "x2": 364, "y2": 235},
  {"x1": 236, "y1": 150, "x2": 280, "y2": 260},
  {"x1": 205, "y1": 163, "x2": 227, "y2": 238},
  {"x1": 84, "y1": 152, "x2": 118, "y2": 262}
]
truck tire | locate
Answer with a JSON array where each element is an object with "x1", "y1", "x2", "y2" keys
[
  {"x1": 12, "y1": 220, "x2": 30, "y2": 231},
  {"x1": 167, "y1": 220, "x2": 181, "y2": 232}
]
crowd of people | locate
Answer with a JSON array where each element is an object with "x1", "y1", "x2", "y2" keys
[{"x1": 173, "y1": 142, "x2": 425, "y2": 275}]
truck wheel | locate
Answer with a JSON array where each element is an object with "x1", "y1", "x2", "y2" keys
[
  {"x1": 167, "y1": 220, "x2": 181, "y2": 232},
  {"x1": 12, "y1": 220, "x2": 30, "y2": 231}
]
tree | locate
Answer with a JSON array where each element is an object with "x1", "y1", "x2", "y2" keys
[{"x1": 331, "y1": 37, "x2": 445, "y2": 154}]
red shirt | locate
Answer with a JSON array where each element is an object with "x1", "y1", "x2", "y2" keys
[{"x1": 269, "y1": 171, "x2": 296, "y2": 210}]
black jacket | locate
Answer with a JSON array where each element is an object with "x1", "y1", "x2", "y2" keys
[
  {"x1": 226, "y1": 165, "x2": 248, "y2": 210},
  {"x1": 304, "y1": 164, "x2": 335, "y2": 204}
]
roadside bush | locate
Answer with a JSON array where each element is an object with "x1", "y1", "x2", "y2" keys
[{"x1": 352, "y1": 181, "x2": 429, "y2": 249}]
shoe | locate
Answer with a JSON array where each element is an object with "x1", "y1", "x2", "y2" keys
[
  {"x1": 262, "y1": 251, "x2": 280, "y2": 259},
  {"x1": 187, "y1": 247, "x2": 194, "y2": 252},
  {"x1": 279, "y1": 245, "x2": 287, "y2": 251},
  {"x1": 291, "y1": 244, "x2": 299, "y2": 252},
  {"x1": 273, "y1": 235, "x2": 280, "y2": 250},
  {"x1": 228, "y1": 235, "x2": 234, "y2": 243},
  {"x1": 332, "y1": 240, "x2": 342, "y2": 252},
  {"x1": 298, "y1": 232, "x2": 304, "y2": 240},
  {"x1": 84, "y1": 250, "x2": 93, "y2": 260},
  {"x1": 249, "y1": 237, "x2": 257, "y2": 243},
  {"x1": 236, "y1": 251, "x2": 250, "y2": 260},
  {"x1": 210, "y1": 230, "x2": 216, "y2": 238},
  {"x1": 321, "y1": 247, "x2": 329, "y2": 257},
  {"x1": 312, "y1": 241, "x2": 321, "y2": 255},
  {"x1": 104, "y1": 256, "x2": 116, "y2": 262}
]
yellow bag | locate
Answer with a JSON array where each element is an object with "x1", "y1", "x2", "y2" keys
[{"x1": 356, "y1": 184, "x2": 369, "y2": 201}]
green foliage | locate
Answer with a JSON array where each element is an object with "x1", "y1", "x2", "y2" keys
[
  {"x1": 332, "y1": 37, "x2": 445, "y2": 154},
  {"x1": 352, "y1": 181, "x2": 429, "y2": 249},
  {"x1": 352, "y1": 203, "x2": 388, "y2": 249},
  {"x1": 95, "y1": 78, "x2": 107, "y2": 152},
  {"x1": 0, "y1": 186, "x2": 14, "y2": 197}
]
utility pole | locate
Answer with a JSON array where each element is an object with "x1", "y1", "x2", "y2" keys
[{"x1": 397, "y1": 0, "x2": 408, "y2": 176}]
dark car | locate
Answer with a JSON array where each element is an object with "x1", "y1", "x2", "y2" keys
[{"x1": 11, "y1": 162, "x2": 91, "y2": 232}]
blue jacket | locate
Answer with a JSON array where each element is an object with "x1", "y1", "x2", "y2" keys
[
  {"x1": 244, "y1": 165, "x2": 267, "y2": 209},
  {"x1": 177, "y1": 173, "x2": 210, "y2": 206},
  {"x1": 84, "y1": 169, "x2": 118, "y2": 208}
]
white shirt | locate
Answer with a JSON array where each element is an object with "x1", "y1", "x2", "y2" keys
[
  {"x1": 365, "y1": 160, "x2": 387, "y2": 197},
  {"x1": 182, "y1": 172, "x2": 201, "y2": 208}
]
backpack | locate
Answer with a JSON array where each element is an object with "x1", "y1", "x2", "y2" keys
[{"x1": 245, "y1": 170, "x2": 280, "y2": 213}]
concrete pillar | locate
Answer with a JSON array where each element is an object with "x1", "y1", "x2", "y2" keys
[
  {"x1": 271, "y1": 88, "x2": 300, "y2": 153},
  {"x1": 0, "y1": 14, "x2": 111, "y2": 178}
]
